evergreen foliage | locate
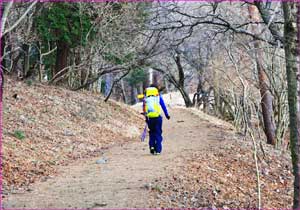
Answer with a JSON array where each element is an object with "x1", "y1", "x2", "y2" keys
[{"x1": 36, "y1": 3, "x2": 93, "y2": 47}]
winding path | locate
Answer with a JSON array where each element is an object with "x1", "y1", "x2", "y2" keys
[{"x1": 3, "y1": 108, "x2": 223, "y2": 208}]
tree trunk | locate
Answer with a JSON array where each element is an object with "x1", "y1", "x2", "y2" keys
[
  {"x1": 149, "y1": 68, "x2": 153, "y2": 85},
  {"x1": 256, "y1": 48, "x2": 276, "y2": 145},
  {"x1": 143, "y1": 69, "x2": 150, "y2": 90},
  {"x1": 248, "y1": 5, "x2": 276, "y2": 145},
  {"x1": 196, "y1": 76, "x2": 203, "y2": 106},
  {"x1": 175, "y1": 54, "x2": 193, "y2": 107},
  {"x1": 283, "y1": 2, "x2": 300, "y2": 208},
  {"x1": 37, "y1": 42, "x2": 43, "y2": 82},
  {"x1": 13, "y1": 51, "x2": 23, "y2": 79},
  {"x1": 194, "y1": 74, "x2": 205, "y2": 108},
  {"x1": 1, "y1": 2, "x2": 5, "y2": 66},
  {"x1": 0, "y1": 4, "x2": 4, "y2": 100},
  {"x1": 54, "y1": 41, "x2": 69, "y2": 84},
  {"x1": 152, "y1": 70, "x2": 159, "y2": 86},
  {"x1": 178, "y1": 87, "x2": 192, "y2": 108},
  {"x1": 121, "y1": 79, "x2": 128, "y2": 104},
  {"x1": 1, "y1": 34, "x2": 7, "y2": 71},
  {"x1": 130, "y1": 85, "x2": 137, "y2": 105},
  {"x1": 23, "y1": 44, "x2": 30, "y2": 78},
  {"x1": 76, "y1": 52, "x2": 88, "y2": 88}
]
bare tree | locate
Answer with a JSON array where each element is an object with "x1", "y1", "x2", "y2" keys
[
  {"x1": 248, "y1": 4, "x2": 276, "y2": 145},
  {"x1": 282, "y1": 2, "x2": 300, "y2": 208},
  {"x1": 1, "y1": 1, "x2": 40, "y2": 78}
]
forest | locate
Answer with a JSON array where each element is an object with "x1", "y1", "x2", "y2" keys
[{"x1": 1, "y1": 1, "x2": 299, "y2": 209}]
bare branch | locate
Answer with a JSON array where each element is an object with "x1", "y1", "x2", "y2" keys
[
  {"x1": 1, "y1": 1, "x2": 13, "y2": 34},
  {"x1": 254, "y1": 1, "x2": 284, "y2": 43},
  {"x1": 2, "y1": 1, "x2": 38, "y2": 37}
]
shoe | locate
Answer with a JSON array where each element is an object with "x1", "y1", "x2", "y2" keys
[
  {"x1": 150, "y1": 147, "x2": 155, "y2": 155},
  {"x1": 155, "y1": 152, "x2": 161, "y2": 155}
]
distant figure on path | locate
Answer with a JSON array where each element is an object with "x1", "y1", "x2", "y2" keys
[{"x1": 143, "y1": 84, "x2": 170, "y2": 155}]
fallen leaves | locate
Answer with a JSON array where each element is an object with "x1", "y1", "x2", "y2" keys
[
  {"x1": 149, "y1": 133, "x2": 293, "y2": 208},
  {"x1": 3, "y1": 77, "x2": 144, "y2": 193}
]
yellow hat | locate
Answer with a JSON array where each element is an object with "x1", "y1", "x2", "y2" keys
[{"x1": 146, "y1": 87, "x2": 159, "y2": 97}]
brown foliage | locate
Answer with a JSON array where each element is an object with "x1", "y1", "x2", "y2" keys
[{"x1": 2, "y1": 77, "x2": 144, "y2": 193}]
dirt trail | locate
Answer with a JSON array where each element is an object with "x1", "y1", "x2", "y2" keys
[{"x1": 3, "y1": 108, "x2": 224, "y2": 208}]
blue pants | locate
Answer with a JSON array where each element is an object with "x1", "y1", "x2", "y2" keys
[{"x1": 147, "y1": 116, "x2": 163, "y2": 153}]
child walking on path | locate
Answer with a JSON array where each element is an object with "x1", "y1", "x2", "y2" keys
[{"x1": 143, "y1": 85, "x2": 170, "y2": 155}]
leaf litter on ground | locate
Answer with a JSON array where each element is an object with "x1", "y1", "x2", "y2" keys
[
  {"x1": 148, "y1": 110, "x2": 293, "y2": 208},
  {"x1": 3, "y1": 77, "x2": 144, "y2": 195}
]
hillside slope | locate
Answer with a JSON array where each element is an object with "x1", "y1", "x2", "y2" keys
[
  {"x1": 3, "y1": 78, "x2": 144, "y2": 193},
  {"x1": 3, "y1": 106, "x2": 293, "y2": 208}
]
